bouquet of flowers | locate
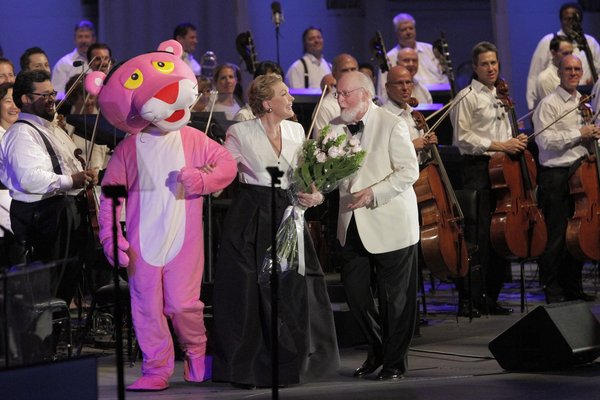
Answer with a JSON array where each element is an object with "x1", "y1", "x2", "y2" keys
[{"x1": 259, "y1": 125, "x2": 366, "y2": 283}]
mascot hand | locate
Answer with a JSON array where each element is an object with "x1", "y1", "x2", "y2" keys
[
  {"x1": 102, "y1": 236, "x2": 130, "y2": 268},
  {"x1": 177, "y1": 165, "x2": 214, "y2": 196}
]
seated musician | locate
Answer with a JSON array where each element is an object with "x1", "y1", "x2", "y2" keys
[
  {"x1": 532, "y1": 54, "x2": 600, "y2": 303},
  {"x1": 450, "y1": 42, "x2": 528, "y2": 316}
]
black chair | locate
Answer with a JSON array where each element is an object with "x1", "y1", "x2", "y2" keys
[{"x1": 76, "y1": 279, "x2": 135, "y2": 362}]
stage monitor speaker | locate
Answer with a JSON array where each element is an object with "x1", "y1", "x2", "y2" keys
[
  {"x1": 0, "y1": 356, "x2": 97, "y2": 400},
  {"x1": 489, "y1": 301, "x2": 600, "y2": 371}
]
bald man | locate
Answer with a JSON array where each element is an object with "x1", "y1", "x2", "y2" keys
[
  {"x1": 397, "y1": 48, "x2": 432, "y2": 105},
  {"x1": 312, "y1": 53, "x2": 359, "y2": 137}
]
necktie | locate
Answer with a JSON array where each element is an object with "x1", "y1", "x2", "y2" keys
[{"x1": 346, "y1": 120, "x2": 364, "y2": 135}]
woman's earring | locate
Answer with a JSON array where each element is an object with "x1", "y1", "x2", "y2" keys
[{"x1": 267, "y1": 107, "x2": 273, "y2": 113}]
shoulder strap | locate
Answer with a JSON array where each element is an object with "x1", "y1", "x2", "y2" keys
[
  {"x1": 16, "y1": 120, "x2": 63, "y2": 175},
  {"x1": 300, "y1": 57, "x2": 309, "y2": 89}
]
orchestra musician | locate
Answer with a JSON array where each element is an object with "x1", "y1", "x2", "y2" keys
[
  {"x1": 0, "y1": 70, "x2": 96, "y2": 317},
  {"x1": 382, "y1": 65, "x2": 437, "y2": 164},
  {"x1": 450, "y1": 41, "x2": 527, "y2": 315},
  {"x1": 532, "y1": 54, "x2": 600, "y2": 303}
]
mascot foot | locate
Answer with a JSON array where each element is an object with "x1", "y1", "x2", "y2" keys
[
  {"x1": 126, "y1": 375, "x2": 169, "y2": 392},
  {"x1": 184, "y1": 355, "x2": 212, "y2": 383}
]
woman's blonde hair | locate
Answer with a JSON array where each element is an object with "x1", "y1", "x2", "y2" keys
[{"x1": 248, "y1": 73, "x2": 282, "y2": 117}]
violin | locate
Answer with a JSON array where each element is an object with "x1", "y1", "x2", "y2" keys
[
  {"x1": 488, "y1": 79, "x2": 547, "y2": 259},
  {"x1": 236, "y1": 31, "x2": 259, "y2": 75},
  {"x1": 74, "y1": 148, "x2": 101, "y2": 249},
  {"x1": 369, "y1": 31, "x2": 392, "y2": 73},
  {"x1": 566, "y1": 102, "x2": 600, "y2": 260},
  {"x1": 411, "y1": 99, "x2": 468, "y2": 278},
  {"x1": 434, "y1": 32, "x2": 457, "y2": 98}
]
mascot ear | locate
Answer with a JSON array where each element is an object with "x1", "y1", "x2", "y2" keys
[
  {"x1": 158, "y1": 40, "x2": 183, "y2": 58},
  {"x1": 85, "y1": 71, "x2": 107, "y2": 96}
]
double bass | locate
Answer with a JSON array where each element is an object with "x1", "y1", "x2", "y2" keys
[
  {"x1": 489, "y1": 79, "x2": 547, "y2": 259},
  {"x1": 236, "y1": 31, "x2": 259, "y2": 75},
  {"x1": 369, "y1": 31, "x2": 392, "y2": 73},
  {"x1": 411, "y1": 101, "x2": 468, "y2": 278},
  {"x1": 566, "y1": 103, "x2": 600, "y2": 260}
]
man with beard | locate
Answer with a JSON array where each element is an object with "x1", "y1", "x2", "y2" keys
[
  {"x1": 0, "y1": 70, "x2": 96, "y2": 307},
  {"x1": 330, "y1": 70, "x2": 420, "y2": 380},
  {"x1": 450, "y1": 41, "x2": 528, "y2": 315}
]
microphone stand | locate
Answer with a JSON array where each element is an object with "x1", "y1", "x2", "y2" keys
[
  {"x1": 274, "y1": 24, "x2": 281, "y2": 67},
  {"x1": 102, "y1": 185, "x2": 127, "y2": 400},
  {"x1": 266, "y1": 166, "x2": 283, "y2": 400}
]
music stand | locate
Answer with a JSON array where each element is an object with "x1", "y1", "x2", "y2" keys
[{"x1": 189, "y1": 112, "x2": 236, "y2": 144}]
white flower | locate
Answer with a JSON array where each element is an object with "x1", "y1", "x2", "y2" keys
[
  {"x1": 322, "y1": 132, "x2": 336, "y2": 144},
  {"x1": 348, "y1": 137, "x2": 360, "y2": 147},
  {"x1": 316, "y1": 151, "x2": 328, "y2": 163},
  {"x1": 351, "y1": 145, "x2": 363, "y2": 154},
  {"x1": 328, "y1": 146, "x2": 344, "y2": 158}
]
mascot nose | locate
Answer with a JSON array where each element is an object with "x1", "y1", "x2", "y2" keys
[{"x1": 154, "y1": 81, "x2": 180, "y2": 104}]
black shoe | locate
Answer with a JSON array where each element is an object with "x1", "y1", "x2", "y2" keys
[
  {"x1": 544, "y1": 285, "x2": 566, "y2": 304},
  {"x1": 457, "y1": 301, "x2": 481, "y2": 318},
  {"x1": 353, "y1": 359, "x2": 382, "y2": 377},
  {"x1": 377, "y1": 367, "x2": 403, "y2": 381},
  {"x1": 487, "y1": 302, "x2": 513, "y2": 315}
]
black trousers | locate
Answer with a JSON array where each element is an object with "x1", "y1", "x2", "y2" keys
[
  {"x1": 460, "y1": 156, "x2": 509, "y2": 305},
  {"x1": 10, "y1": 195, "x2": 88, "y2": 305},
  {"x1": 340, "y1": 216, "x2": 418, "y2": 374},
  {"x1": 537, "y1": 167, "x2": 582, "y2": 296}
]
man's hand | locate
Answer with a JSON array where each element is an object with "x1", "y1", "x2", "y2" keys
[
  {"x1": 347, "y1": 187, "x2": 374, "y2": 210},
  {"x1": 71, "y1": 170, "x2": 97, "y2": 189}
]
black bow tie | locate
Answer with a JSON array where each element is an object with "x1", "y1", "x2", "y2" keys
[{"x1": 346, "y1": 120, "x2": 364, "y2": 134}]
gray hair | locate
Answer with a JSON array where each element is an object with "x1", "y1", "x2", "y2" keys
[{"x1": 393, "y1": 13, "x2": 415, "y2": 28}]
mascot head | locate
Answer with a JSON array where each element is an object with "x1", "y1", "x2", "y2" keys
[{"x1": 85, "y1": 40, "x2": 197, "y2": 134}]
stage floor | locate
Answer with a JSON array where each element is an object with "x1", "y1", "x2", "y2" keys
[{"x1": 91, "y1": 262, "x2": 600, "y2": 400}]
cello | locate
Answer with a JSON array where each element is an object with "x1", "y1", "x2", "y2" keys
[
  {"x1": 565, "y1": 103, "x2": 600, "y2": 260},
  {"x1": 369, "y1": 31, "x2": 392, "y2": 73},
  {"x1": 488, "y1": 79, "x2": 547, "y2": 259},
  {"x1": 411, "y1": 101, "x2": 468, "y2": 279}
]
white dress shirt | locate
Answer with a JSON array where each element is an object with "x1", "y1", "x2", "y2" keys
[
  {"x1": 533, "y1": 86, "x2": 589, "y2": 167},
  {"x1": 382, "y1": 100, "x2": 430, "y2": 165},
  {"x1": 451, "y1": 79, "x2": 511, "y2": 156},
  {"x1": 533, "y1": 64, "x2": 560, "y2": 109},
  {"x1": 526, "y1": 29, "x2": 600, "y2": 109},
  {"x1": 224, "y1": 118, "x2": 304, "y2": 189},
  {"x1": 51, "y1": 49, "x2": 88, "y2": 100},
  {"x1": 285, "y1": 53, "x2": 332, "y2": 89},
  {"x1": 0, "y1": 113, "x2": 84, "y2": 202},
  {"x1": 377, "y1": 41, "x2": 448, "y2": 100},
  {"x1": 182, "y1": 52, "x2": 201, "y2": 76},
  {"x1": 233, "y1": 104, "x2": 255, "y2": 122}
]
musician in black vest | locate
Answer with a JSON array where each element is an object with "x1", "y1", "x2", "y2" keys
[{"x1": 0, "y1": 70, "x2": 96, "y2": 306}]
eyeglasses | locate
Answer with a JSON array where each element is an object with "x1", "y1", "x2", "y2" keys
[
  {"x1": 29, "y1": 90, "x2": 57, "y2": 100},
  {"x1": 334, "y1": 87, "x2": 362, "y2": 99}
]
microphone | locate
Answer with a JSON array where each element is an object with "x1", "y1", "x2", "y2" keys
[
  {"x1": 73, "y1": 60, "x2": 84, "y2": 67},
  {"x1": 271, "y1": 1, "x2": 283, "y2": 28}
]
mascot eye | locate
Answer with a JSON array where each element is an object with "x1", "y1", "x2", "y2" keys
[
  {"x1": 152, "y1": 61, "x2": 175, "y2": 74},
  {"x1": 124, "y1": 69, "x2": 144, "y2": 89}
]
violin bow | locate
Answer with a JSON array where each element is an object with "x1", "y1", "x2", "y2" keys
[
  {"x1": 306, "y1": 85, "x2": 329, "y2": 140},
  {"x1": 529, "y1": 94, "x2": 594, "y2": 140},
  {"x1": 55, "y1": 56, "x2": 98, "y2": 111},
  {"x1": 423, "y1": 86, "x2": 473, "y2": 136}
]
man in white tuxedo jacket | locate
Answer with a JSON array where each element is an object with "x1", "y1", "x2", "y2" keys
[{"x1": 330, "y1": 71, "x2": 420, "y2": 380}]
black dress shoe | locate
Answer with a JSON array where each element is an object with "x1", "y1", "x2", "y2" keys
[
  {"x1": 377, "y1": 367, "x2": 403, "y2": 381},
  {"x1": 457, "y1": 301, "x2": 481, "y2": 318},
  {"x1": 353, "y1": 359, "x2": 382, "y2": 377},
  {"x1": 487, "y1": 302, "x2": 513, "y2": 315}
]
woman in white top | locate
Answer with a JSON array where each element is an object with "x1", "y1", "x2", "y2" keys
[
  {"x1": 212, "y1": 63, "x2": 242, "y2": 120},
  {"x1": 0, "y1": 82, "x2": 22, "y2": 266},
  {"x1": 212, "y1": 74, "x2": 339, "y2": 389}
]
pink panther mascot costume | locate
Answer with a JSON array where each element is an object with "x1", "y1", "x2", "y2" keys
[{"x1": 85, "y1": 40, "x2": 236, "y2": 391}]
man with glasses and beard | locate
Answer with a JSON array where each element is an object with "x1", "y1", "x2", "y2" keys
[
  {"x1": 329, "y1": 70, "x2": 420, "y2": 381},
  {"x1": 0, "y1": 70, "x2": 97, "y2": 309}
]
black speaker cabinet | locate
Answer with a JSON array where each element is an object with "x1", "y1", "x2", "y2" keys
[
  {"x1": 0, "y1": 356, "x2": 97, "y2": 399},
  {"x1": 489, "y1": 301, "x2": 600, "y2": 371}
]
